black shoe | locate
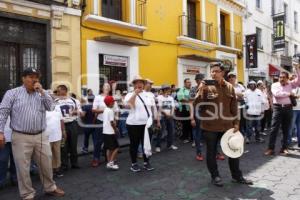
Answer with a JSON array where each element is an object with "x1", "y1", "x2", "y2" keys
[
  {"x1": 130, "y1": 164, "x2": 141, "y2": 172},
  {"x1": 71, "y1": 165, "x2": 80, "y2": 169},
  {"x1": 61, "y1": 165, "x2": 69, "y2": 171},
  {"x1": 55, "y1": 170, "x2": 64, "y2": 178},
  {"x1": 211, "y1": 176, "x2": 223, "y2": 187},
  {"x1": 143, "y1": 163, "x2": 155, "y2": 171},
  {"x1": 232, "y1": 177, "x2": 253, "y2": 185}
]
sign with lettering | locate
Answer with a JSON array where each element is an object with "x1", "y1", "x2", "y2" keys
[{"x1": 246, "y1": 34, "x2": 258, "y2": 68}]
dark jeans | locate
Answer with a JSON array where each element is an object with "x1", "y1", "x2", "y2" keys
[
  {"x1": 0, "y1": 143, "x2": 16, "y2": 186},
  {"x1": 93, "y1": 120, "x2": 104, "y2": 161},
  {"x1": 179, "y1": 109, "x2": 192, "y2": 141},
  {"x1": 246, "y1": 115, "x2": 261, "y2": 139},
  {"x1": 268, "y1": 105, "x2": 293, "y2": 150},
  {"x1": 83, "y1": 128, "x2": 94, "y2": 150},
  {"x1": 261, "y1": 109, "x2": 272, "y2": 131},
  {"x1": 156, "y1": 117, "x2": 175, "y2": 148},
  {"x1": 239, "y1": 108, "x2": 247, "y2": 135},
  {"x1": 192, "y1": 117, "x2": 202, "y2": 155},
  {"x1": 62, "y1": 121, "x2": 79, "y2": 167},
  {"x1": 118, "y1": 112, "x2": 129, "y2": 137},
  {"x1": 203, "y1": 131, "x2": 242, "y2": 179},
  {"x1": 288, "y1": 110, "x2": 300, "y2": 146},
  {"x1": 127, "y1": 124, "x2": 149, "y2": 164}
]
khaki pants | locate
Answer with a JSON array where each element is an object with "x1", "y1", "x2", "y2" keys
[
  {"x1": 12, "y1": 132, "x2": 57, "y2": 200},
  {"x1": 50, "y1": 141, "x2": 61, "y2": 169}
]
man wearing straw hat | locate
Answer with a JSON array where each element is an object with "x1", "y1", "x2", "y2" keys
[{"x1": 195, "y1": 62, "x2": 253, "y2": 187}]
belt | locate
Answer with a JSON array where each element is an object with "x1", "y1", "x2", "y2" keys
[
  {"x1": 13, "y1": 130, "x2": 43, "y2": 135},
  {"x1": 273, "y1": 104, "x2": 293, "y2": 108}
]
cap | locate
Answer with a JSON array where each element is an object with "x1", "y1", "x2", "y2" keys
[
  {"x1": 122, "y1": 90, "x2": 128, "y2": 95},
  {"x1": 104, "y1": 96, "x2": 115, "y2": 106},
  {"x1": 249, "y1": 80, "x2": 256, "y2": 85},
  {"x1": 227, "y1": 72, "x2": 236, "y2": 77},
  {"x1": 257, "y1": 80, "x2": 263, "y2": 85},
  {"x1": 131, "y1": 75, "x2": 147, "y2": 84},
  {"x1": 161, "y1": 84, "x2": 171, "y2": 90},
  {"x1": 195, "y1": 73, "x2": 205, "y2": 80},
  {"x1": 22, "y1": 68, "x2": 40, "y2": 77}
]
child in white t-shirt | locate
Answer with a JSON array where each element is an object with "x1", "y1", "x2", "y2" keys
[
  {"x1": 103, "y1": 96, "x2": 120, "y2": 170},
  {"x1": 45, "y1": 107, "x2": 66, "y2": 177}
]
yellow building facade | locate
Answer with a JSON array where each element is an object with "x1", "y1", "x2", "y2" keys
[
  {"x1": 81, "y1": 0, "x2": 245, "y2": 93},
  {"x1": 0, "y1": 0, "x2": 82, "y2": 98}
]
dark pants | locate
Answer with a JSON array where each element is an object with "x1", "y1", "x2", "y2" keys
[
  {"x1": 239, "y1": 108, "x2": 247, "y2": 135},
  {"x1": 61, "y1": 121, "x2": 79, "y2": 168},
  {"x1": 93, "y1": 120, "x2": 104, "y2": 161},
  {"x1": 0, "y1": 143, "x2": 17, "y2": 186},
  {"x1": 192, "y1": 117, "x2": 202, "y2": 155},
  {"x1": 246, "y1": 115, "x2": 261, "y2": 140},
  {"x1": 83, "y1": 128, "x2": 94, "y2": 150},
  {"x1": 156, "y1": 117, "x2": 175, "y2": 148},
  {"x1": 204, "y1": 131, "x2": 242, "y2": 179},
  {"x1": 261, "y1": 109, "x2": 272, "y2": 131},
  {"x1": 179, "y1": 109, "x2": 192, "y2": 141},
  {"x1": 127, "y1": 124, "x2": 149, "y2": 164},
  {"x1": 268, "y1": 105, "x2": 293, "y2": 150}
]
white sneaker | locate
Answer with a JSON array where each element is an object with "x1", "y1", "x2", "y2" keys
[
  {"x1": 169, "y1": 145, "x2": 178, "y2": 150},
  {"x1": 106, "y1": 162, "x2": 119, "y2": 170},
  {"x1": 183, "y1": 140, "x2": 190, "y2": 144},
  {"x1": 155, "y1": 147, "x2": 161, "y2": 153},
  {"x1": 192, "y1": 142, "x2": 196, "y2": 147}
]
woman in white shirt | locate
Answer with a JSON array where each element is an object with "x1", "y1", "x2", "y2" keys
[{"x1": 124, "y1": 75, "x2": 155, "y2": 172}]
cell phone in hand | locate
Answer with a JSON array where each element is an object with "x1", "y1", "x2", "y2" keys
[{"x1": 204, "y1": 79, "x2": 216, "y2": 86}]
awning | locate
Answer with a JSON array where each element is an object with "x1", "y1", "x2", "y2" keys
[
  {"x1": 178, "y1": 54, "x2": 222, "y2": 63},
  {"x1": 269, "y1": 64, "x2": 289, "y2": 76},
  {"x1": 94, "y1": 35, "x2": 150, "y2": 46}
]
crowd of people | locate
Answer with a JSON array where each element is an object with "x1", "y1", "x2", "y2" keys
[{"x1": 0, "y1": 58, "x2": 300, "y2": 199}]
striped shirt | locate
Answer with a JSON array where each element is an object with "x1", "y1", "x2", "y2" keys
[{"x1": 0, "y1": 85, "x2": 53, "y2": 134}]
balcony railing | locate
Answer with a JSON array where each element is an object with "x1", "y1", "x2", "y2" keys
[
  {"x1": 136, "y1": 0, "x2": 147, "y2": 26},
  {"x1": 218, "y1": 29, "x2": 242, "y2": 49},
  {"x1": 179, "y1": 15, "x2": 214, "y2": 43}
]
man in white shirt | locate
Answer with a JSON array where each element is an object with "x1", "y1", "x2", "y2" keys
[
  {"x1": 244, "y1": 81, "x2": 265, "y2": 143},
  {"x1": 55, "y1": 85, "x2": 82, "y2": 170},
  {"x1": 156, "y1": 84, "x2": 178, "y2": 152}
]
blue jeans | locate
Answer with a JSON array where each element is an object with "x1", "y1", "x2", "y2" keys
[
  {"x1": 288, "y1": 110, "x2": 300, "y2": 146},
  {"x1": 83, "y1": 128, "x2": 94, "y2": 150},
  {"x1": 192, "y1": 118, "x2": 203, "y2": 155},
  {"x1": 246, "y1": 115, "x2": 261, "y2": 139},
  {"x1": 0, "y1": 143, "x2": 16, "y2": 186},
  {"x1": 93, "y1": 120, "x2": 104, "y2": 161},
  {"x1": 118, "y1": 112, "x2": 129, "y2": 137},
  {"x1": 156, "y1": 117, "x2": 175, "y2": 148}
]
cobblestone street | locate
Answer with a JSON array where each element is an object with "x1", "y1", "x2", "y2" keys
[{"x1": 1, "y1": 134, "x2": 300, "y2": 200}]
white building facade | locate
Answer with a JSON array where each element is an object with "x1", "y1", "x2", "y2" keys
[{"x1": 243, "y1": 0, "x2": 300, "y2": 83}]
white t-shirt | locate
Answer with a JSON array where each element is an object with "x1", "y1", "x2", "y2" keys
[
  {"x1": 124, "y1": 92, "x2": 153, "y2": 125},
  {"x1": 55, "y1": 97, "x2": 82, "y2": 123},
  {"x1": 4, "y1": 117, "x2": 12, "y2": 143},
  {"x1": 93, "y1": 95, "x2": 119, "y2": 121},
  {"x1": 293, "y1": 87, "x2": 300, "y2": 110},
  {"x1": 157, "y1": 95, "x2": 175, "y2": 116},
  {"x1": 103, "y1": 107, "x2": 115, "y2": 135},
  {"x1": 245, "y1": 89, "x2": 264, "y2": 115},
  {"x1": 45, "y1": 107, "x2": 63, "y2": 143}
]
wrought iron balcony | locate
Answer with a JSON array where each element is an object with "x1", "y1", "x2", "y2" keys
[
  {"x1": 218, "y1": 28, "x2": 242, "y2": 50},
  {"x1": 179, "y1": 15, "x2": 214, "y2": 44}
]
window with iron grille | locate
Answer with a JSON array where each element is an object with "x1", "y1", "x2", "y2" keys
[
  {"x1": 99, "y1": 54, "x2": 128, "y2": 92},
  {"x1": 256, "y1": 27, "x2": 263, "y2": 49}
]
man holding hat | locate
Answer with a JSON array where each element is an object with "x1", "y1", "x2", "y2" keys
[
  {"x1": 195, "y1": 62, "x2": 252, "y2": 187},
  {"x1": 0, "y1": 68, "x2": 65, "y2": 199}
]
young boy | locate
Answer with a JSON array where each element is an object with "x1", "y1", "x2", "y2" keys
[{"x1": 103, "y1": 96, "x2": 120, "y2": 170}]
